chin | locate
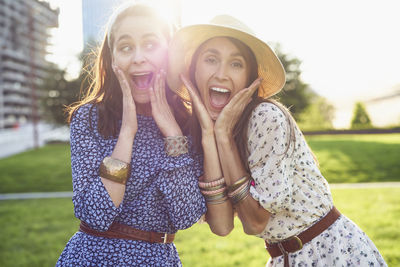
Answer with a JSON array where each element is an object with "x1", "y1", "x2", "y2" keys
[{"x1": 133, "y1": 95, "x2": 151, "y2": 104}]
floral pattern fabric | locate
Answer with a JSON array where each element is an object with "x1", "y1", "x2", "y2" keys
[
  {"x1": 247, "y1": 102, "x2": 386, "y2": 266},
  {"x1": 56, "y1": 104, "x2": 206, "y2": 267}
]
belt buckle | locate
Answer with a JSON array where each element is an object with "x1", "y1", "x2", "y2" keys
[
  {"x1": 161, "y1": 233, "x2": 168, "y2": 244},
  {"x1": 289, "y1": 235, "x2": 303, "y2": 252},
  {"x1": 278, "y1": 235, "x2": 303, "y2": 255}
]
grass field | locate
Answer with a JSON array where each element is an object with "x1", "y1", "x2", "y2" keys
[
  {"x1": 307, "y1": 134, "x2": 400, "y2": 183},
  {"x1": 0, "y1": 187, "x2": 398, "y2": 267},
  {"x1": 0, "y1": 134, "x2": 399, "y2": 193},
  {"x1": 0, "y1": 143, "x2": 71, "y2": 193},
  {"x1": 0, "y1": 134, "x2": 399, "y2": 266}
]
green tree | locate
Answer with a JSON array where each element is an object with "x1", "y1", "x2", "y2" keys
[
  {"x1": 39, "y1": 41, "x2": 97, "y2": 125},
  {"x1": 351, "y1": 102, "x2": 373, "y2": 129},
  {"x1": 40, "y1": 64, "x2": 82, "y2": 125},
  {"x1": 273, "y1": 44, "x2": 317, "y2": 120},
  {"x1": 297, "y1": 97, "x2": 335, "y2": 131}
]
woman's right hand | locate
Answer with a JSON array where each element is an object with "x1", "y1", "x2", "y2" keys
[
  {"x1": 180, "y1": 74, "x2": 214, "y2": 136},
  {"x1": 113, "y1": 64, "x2": 138, "y2": 136}
]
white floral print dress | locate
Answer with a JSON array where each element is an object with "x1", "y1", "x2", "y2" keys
[{"x1": 247, "y1": 102, "x2": 387, "y2": 267}]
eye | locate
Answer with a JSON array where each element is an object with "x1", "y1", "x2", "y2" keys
[
  {"x1": 231, "y1": 60, "x2": 244, "y2": 69},
  {"x1": 205, "y1": 56, "x2": 218, "y2": 64},
  {"x1": 119, "y1": 45, "x2": 132, "y2": 53}
]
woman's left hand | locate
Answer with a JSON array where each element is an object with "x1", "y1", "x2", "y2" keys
[
  {"x1": 150, "y1": 69, "x2": 183, "y2": 137},
  {"x1": 215, "y1": 78, "x2": 262, "y2": 137}
]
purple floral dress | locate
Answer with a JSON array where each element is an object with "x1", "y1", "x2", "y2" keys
[
  {"x1": 56, "y1": 104, "x2": 206, "y2": 267},
  {"x1": 247, "y1": 102, "x2": 387, "y2": 266}
]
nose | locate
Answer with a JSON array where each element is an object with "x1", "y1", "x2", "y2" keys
[
  {"x1": 214, "y1": 63, "x2": 229, "y2": 81},
  {"x1": 132, "y1": 48, "x2": 146, "y2": 65}
]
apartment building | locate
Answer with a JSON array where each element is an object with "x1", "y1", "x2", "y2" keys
[{"x1": 0, "y1": 0, "x2": 58, "y2": 129}]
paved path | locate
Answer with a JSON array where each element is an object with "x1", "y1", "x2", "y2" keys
[
  {"x1": 0, "y1": 191, "x2": 73, "y2": 200},
  {"x1": 1, "y1": 182, "x2": 399, "y2": 200}
]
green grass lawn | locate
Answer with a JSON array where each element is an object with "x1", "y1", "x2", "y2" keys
[
  {"x1": 0, "y1": 134, "x2": 399, "y2": 193},
  {"x1": 0, "y1": 143, "x2": 71, "y2": 193},
  {"x1": 0, "y1": 187, "x2": 398, "y2": 267},
  {"x1": 307, "y1": 134, "x2": 400, "y2": 183}
]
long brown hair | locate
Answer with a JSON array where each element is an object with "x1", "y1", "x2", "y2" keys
[
  {"x1": 188, "y1": 37, "x2": 297, "y2": 172},
  {"x1": 65, "y1": 4, "x2": 187, "y2": 138}
]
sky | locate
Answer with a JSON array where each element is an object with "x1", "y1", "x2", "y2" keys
[{"x1": 46, "y1": 0, "x2": 400, "y2": 128}]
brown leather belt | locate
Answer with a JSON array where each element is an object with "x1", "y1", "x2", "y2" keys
[
  {"x1": 265, "y1": 206, "x2": 341, "y2": 267},
  {"x1": 79, "y1": 221, "x2": 175, "y2": 244}
]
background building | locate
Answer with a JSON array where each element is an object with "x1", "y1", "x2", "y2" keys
[{"x1": 0, "y1": 0, "x2": 59, "y2": 129}]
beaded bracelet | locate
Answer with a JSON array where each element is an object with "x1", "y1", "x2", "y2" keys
[
  {"x1": 99, "y1": 156, "x2": 130, "y2": 185},
  {"x1": 199, "y1": 176, "x2": 228, "y2": 205},
  {"x1": 164, "y1": 136, "x2": 188, "y2": 157},
  {"x1": 201, "y1": 183, "x2": 226, "y2": 192},
  {"x1": 200, "y1": 186, "x2": 226, "y2": 196},
  {"x1": 198, "y1": 177, "x2": 225, "y2": 189}
]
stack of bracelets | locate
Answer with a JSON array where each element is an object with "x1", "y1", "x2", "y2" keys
[
  {"x1": 198, "y1": 175, "x2": 252, "y2": 206},
  {"x1": 198, "y1": 177, "x2": 227, "y2": 205},
  {"x1": 227, "y1": 175, "x2": 251, "y2": 205}
]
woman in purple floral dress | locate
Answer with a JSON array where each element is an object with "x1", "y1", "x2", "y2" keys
[{"x1": 56, "y1": 3, "x2": 205, "y2": 266}]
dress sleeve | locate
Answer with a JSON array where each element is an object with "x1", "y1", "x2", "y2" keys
[
  {"x1": 70, "y1": 105, "x2": 122, "y2": 231},
  {"x1": 247, "y1": 103, "x2": 294, "y2": 215},
  {"x1": 156, "y1": 142, "x2": 206, "y2": 231}
]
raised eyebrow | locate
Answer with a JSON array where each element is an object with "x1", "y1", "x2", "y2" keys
[
  {"x1": 116, "y1": 33, "x2": 159, "y2": 43},
  {"x1": 231, "y1": 52, "x2": 245, "y2": 59},
  {"x1": 202, "y1": 48, "x2": 220, "y2": 55},
  {"x1": 142, "y1": 33, "x2": 159, "y2": 39},
  {"x1": 202, "y1": 49, "x2": 244, "y2": 59},
  {"x1": 116, "y1": 34, "x2": 131, "y2": 43}
]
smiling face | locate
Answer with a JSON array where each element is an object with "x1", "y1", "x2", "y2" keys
[
  {"x1": 193, "y1": 37, "x2": 251, "y2": 120},
  {"x1": 111, "y1": 15, "x2": 168, "y2": 105}
]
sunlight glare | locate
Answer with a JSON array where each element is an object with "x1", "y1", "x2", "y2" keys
[
  {"x1": 139, "y1": 0, "x2": 182, "y2": 28},
  {"x1": 46, "y1": 0, "x2": 83, "y2": 79}
]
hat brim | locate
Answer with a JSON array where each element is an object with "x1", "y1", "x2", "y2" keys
[{"x1": 167, "y1": 24, "x2": 286, "y2": 102}]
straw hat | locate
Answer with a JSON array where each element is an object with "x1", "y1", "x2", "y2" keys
[{"x1": 167, "y1": 15, "x2": 286, "y2": 102}]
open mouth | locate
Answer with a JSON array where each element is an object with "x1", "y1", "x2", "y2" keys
[
  {"x1": 209, "y1": 86, "x2": 231, "y2": 109},
  {"x1": 131, "y1": 72, "x2": 153, "y2": 90}
]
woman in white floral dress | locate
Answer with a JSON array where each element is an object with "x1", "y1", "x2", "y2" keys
[{"x1": 167, "y1": 14, "x2": 387, "y2": 267}]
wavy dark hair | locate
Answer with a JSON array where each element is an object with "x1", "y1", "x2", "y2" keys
[
  {"x1": 65, "y1": 4, "x2": 188, "y2": 138},
  {"x1": 188, "y1": 37, "x2": 297, "y2": 172}
]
